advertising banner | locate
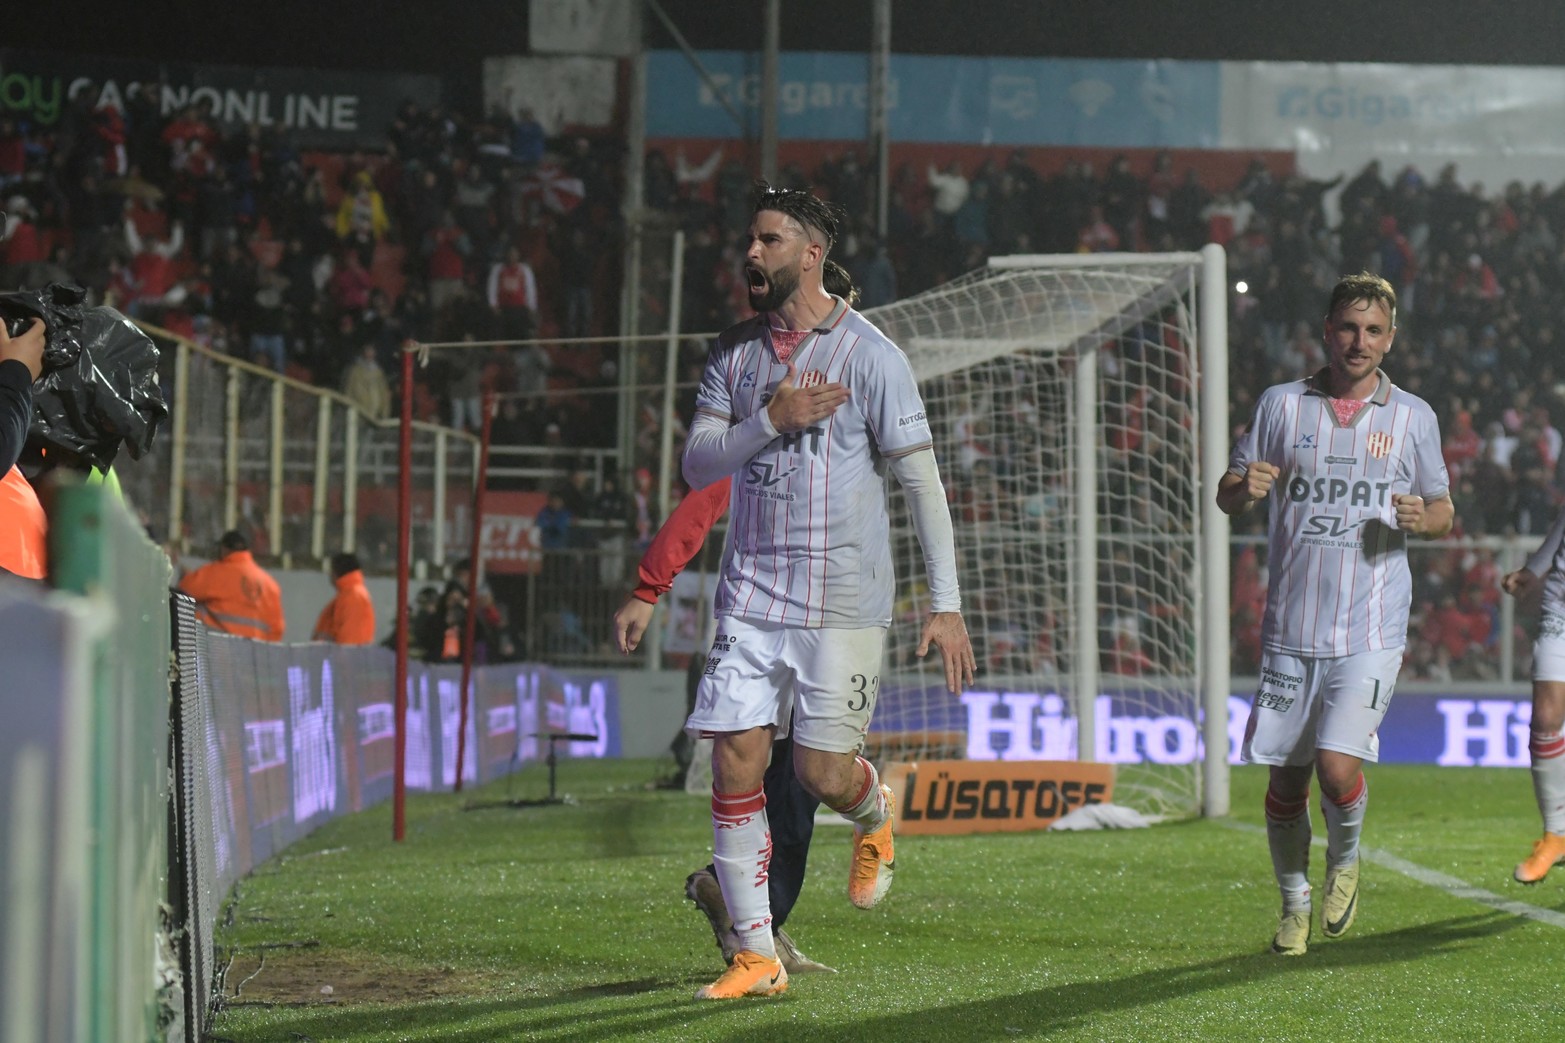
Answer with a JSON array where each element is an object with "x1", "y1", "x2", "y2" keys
[
  {"x1": 876, "y1": 683, "x2": 1541, "y2": 769},
  {"x1": 883, "y1": 759, "x2": 1114, "y2": 836},
  {"x1": 646, "y1": 50, "x2": 1221, "y2": 147},
  {"x1": 0, "y1": 49, "x2": 441, "y2": 148}
]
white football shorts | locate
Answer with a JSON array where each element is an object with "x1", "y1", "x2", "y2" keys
[
  {"x1": 1534, "y1": 614, "x2": 1565, "y2": 683},
  {"x1": 686, "y1": 615, "x2": 887, "y2": 755},
  {"x1": 1242, "y1": 647, "x2": 1405, "y2": 766}
]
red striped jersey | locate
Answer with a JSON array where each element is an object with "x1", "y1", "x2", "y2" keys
[
  {"x1": 1229, "y1": 368, "x2": 1449, "y2": 656},
  {"x1": 688, "y1": 297, "x2": 933, "y2": 628}
]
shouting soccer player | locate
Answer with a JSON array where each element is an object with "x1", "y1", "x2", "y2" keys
[
  {"x1": 1218, "y1": 272, "x2": 1453, "y2": 956},
  {"x1": 1501, "y1": 505, "x2": 1565, "y2": 883},
  {"x1": 680, "y1": 183, "x2": 975, "y2": 999},
  {"x1": 611, "y1": 262, "x2": 866, "y2": 978}
]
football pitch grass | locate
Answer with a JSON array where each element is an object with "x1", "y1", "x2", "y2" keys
[{"x1": 211, "y1": 761, "x2": 1563, "y2": 1042}]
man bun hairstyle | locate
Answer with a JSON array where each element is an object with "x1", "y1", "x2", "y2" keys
[
  {"x1": 752, "y1": 180, "x2": 844, "y2": 255},
  {"x1": 821, "y1": 259, "x2": 861, "y2": 307}
]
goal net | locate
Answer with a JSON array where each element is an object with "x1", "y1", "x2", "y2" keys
[{"x1": 866, "y1": 251, "x2": 1230, "y2": 820}]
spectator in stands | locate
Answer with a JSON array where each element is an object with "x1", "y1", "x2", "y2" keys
[
  {"x1": 328, "y1": 249, "x2": 375, "y2": 315},
  {"x1": 488, "y1": 244, "x2": 539, "y2": 342},
  {"x1": 453, "y1": 162, "x2": 497, "y2": 259},
  {"x1": 423, "y1": 210, "x2": 472, "y2": 311},
  {"x1": 311, "y1": 552, "x2": 376, "y2": 645},
  {"x1": 122, "y1": 214, "x2": 187, "y2": 318},
  {"x1": 927, "y1": 161, "x2": 970, "y2": 231},
  {"x1": 177, "y1": 530, "x2": 285, "y2": 642},
  {"x1": 335, "y1": 170, "x2": 389, "y2": 267},
  {"x1": 536, "y1": 490, "x2": 574, "y2": 552},
  {"x1": 0, "y1": 195, "x2": 44, "y2": 287},
  {"x1": 343, "y1": 344, "x2": 392, "y2": 420},
  {"x1": 508, "y1": 107, "x2": 547, "y2": 168}
]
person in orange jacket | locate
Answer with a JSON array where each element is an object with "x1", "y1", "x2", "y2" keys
[
  {"x1": 178, "y1": 530, "x2": 285, "y2": 641},
  {"x1": 0, "y1": 316, "x2": 46, "y2": 580},
  {"x1": 312, "y1": 551, "x2": 376, "y2": 645}
]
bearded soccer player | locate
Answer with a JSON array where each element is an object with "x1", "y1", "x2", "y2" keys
[
  {"x1": 680, "y1": 184, "x2": 975, "y2": 999},
  {"x1": 1218, "y1": 272, "x2": 1453, "y2": 956},
  {"x1": 1502, "y1": 505, "x2": 1565, "y2": 883}
]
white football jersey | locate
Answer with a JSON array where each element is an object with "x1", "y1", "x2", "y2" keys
[
  {"x1": 1230, "y1": 369, "x2": 1449, "y2": 656},
  {"x1": 691, "y1": 297, "x2": 934, "y2": 628}
]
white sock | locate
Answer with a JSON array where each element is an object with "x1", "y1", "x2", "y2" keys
[
  {"x1": 711, "y1": 787, "x2": 776, "y2": 959},
  {"x1": 1265, "y1": 785, "x2": 1312, "y2": 912},
  {"x1": 1321, "y1": 773, "x2": 1368, "y2": 868},
  {"x1": 1530, "y1": 730, "x2": 1565, "y2": 834},
  {"x1": 829, "y1": 757, "x2": 888, "y2": 833}
]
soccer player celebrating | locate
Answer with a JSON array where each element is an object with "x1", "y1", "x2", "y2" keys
[
  {"x1": 612, "y1": 262, "x2": 866, "y2": 978},
  {"x1": 1218, "y1": 272, "x2": 1453, "y2": 956},
  {"x1": 1501, "y1": 506, "x2": 1565, "y2": 883},
  {"x1": 680, "y1": 184, "x2": 975, "y2": 999}
]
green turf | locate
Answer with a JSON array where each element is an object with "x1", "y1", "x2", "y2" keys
[{"x1": 209, "y1": 761, "x2": 1565, "y2": 1042}]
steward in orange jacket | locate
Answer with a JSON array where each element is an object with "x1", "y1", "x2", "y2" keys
[
  {"x1": 178, "y1": 530, "x2": 285, "y2": 641},
  {"x1": 312, "y1": 552, "x2": 376, "y2": 645},
  {"x1": 0, "y1": 317, "x2": 46, "y2": 580}
]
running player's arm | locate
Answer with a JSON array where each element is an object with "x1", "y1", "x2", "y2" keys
[
  {"x1": 613, "y1": 479, "x2": 731, "y2": 653},
  {"x1": 1504, "y1": 504, "x2": 1565, "y2": 598}
]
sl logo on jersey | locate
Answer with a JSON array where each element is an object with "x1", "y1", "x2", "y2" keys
[
  {"x1": 1366, "y1": 431, "x2": 1393, "y2": 459},
  {"x1": 796, "y1": 369, "x2": 827, "y2": 389}
]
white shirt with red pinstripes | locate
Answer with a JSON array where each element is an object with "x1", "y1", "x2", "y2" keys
[
  {"x1": 685, "y1": 297, "x2": 934, "y2": 629},
  {"x1": 1229, "y1": 368, "x2": 1449, "y2": 657}
]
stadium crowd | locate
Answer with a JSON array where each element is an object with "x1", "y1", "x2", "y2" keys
[
  {"x1": 2, "y1": 83, "x2": 1561, "y2": 678},
  {"x1": 647, "y1": 147, "x2": 1565, "y2": 679}
]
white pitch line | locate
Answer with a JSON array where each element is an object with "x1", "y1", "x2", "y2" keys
[{"x1": 1222, "y1": 820, "x2": 1565, "y2": 930}]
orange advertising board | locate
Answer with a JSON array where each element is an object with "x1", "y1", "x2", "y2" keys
[{"x1": 883, "y1": 760, "x2": 1115, "y2": 835}]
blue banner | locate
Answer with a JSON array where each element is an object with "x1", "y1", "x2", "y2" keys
[
  {"x1": 647, "y1": 50, "x2": 1221, "y2": 147},
  {"x1": 874, "y1": 685, "x2": 1533, "y2": 768}
]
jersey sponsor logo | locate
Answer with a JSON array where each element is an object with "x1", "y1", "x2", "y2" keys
[
  {"x1": 1325, "y1": 455, "x2": 1359, "y2": 465},
  {"x1": 1285, "y1": 474, "x2": 1392, "y2": 507},
  {"x1": 739, "y1": 369, "x2": 758, "y2": 389},
  {"x1": 1255, "y1": 689, "x2": 1296, "y2": 712},
  {"x1": 1260, "y1": 666, "x2": 1303, "y2": 691},
  {"x1": 1293, "y1": 434, "x2": 1318, "y2": 448},
  {"x1": 897, "y1": 410, "x2": 927, "y2": 428},
  {"x1": 1302, "y1": 516, "x2": 1364, "y2": 538},
  {"x1": 1367, "y1": 431, "x2": 1393, "y2": 458},
  {"x1": 743, "y1": 460, "x2": 800, "y2": 501},
  {"x1": 1542, "y1": 615, "x2": 1565, "y2": 640},
  {"x1": 745, "y1": 461, "x2": 798, "y2": 488}
]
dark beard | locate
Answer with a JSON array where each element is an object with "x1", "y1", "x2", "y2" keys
[{"x1": 748, "y1": 264, "x2": 799, "y2": 313}]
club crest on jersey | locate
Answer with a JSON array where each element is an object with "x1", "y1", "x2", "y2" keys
[
  {"x1": 1366, "y1": 431, "x2": 1393, "y2": 459},
  {"x1": 796, "y1": 369, "x2": 827, "y2": 389}
]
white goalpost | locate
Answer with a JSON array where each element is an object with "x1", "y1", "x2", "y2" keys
[{"x1": 865, "y1": 246, "x2": 1231, "y2": 820}]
